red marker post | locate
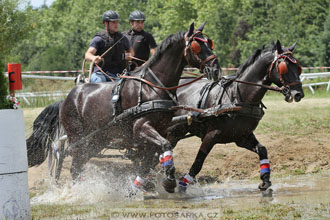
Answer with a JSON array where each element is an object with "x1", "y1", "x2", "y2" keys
[
  {"x1": 8, "y1": 63, "x2": 22, "y2": 94},
  {"x1": 8, "y1": 63, "x2": 22, "y2": 108}
]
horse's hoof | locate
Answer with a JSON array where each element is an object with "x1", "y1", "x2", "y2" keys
[
  {"x1": 261, "y1": 188, "x2": 273, "y2": 198},
  {"x1": 178, "y1": 184, "x2": 187, "y2": 193},
  {"x1": 258, "y1": 181, "x2": 272, "y2": 191},
  {"x1": 144, "y1": 181, "x2": 156, "y2": 192},
  {"x1": 162, "y1": 178, "x2": 176, "y2": 193}
]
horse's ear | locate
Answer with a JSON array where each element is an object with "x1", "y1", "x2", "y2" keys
[
  {"x1": 187, "y1": 22, "x2": 194, "y2": 38},
  {"x1": 276, "y1": 40, "x2": 284, "y2": 54},
  {"x1": 288, "y1": 42, "x2": 297, "y2": 52},
  {"x1": 197, "y1": 21, "x2": 206, "y2": 32}
]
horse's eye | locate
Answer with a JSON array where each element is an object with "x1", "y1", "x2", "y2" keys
[{"x1": 191, "y1": 41, "x2": 201, "y2": 54}]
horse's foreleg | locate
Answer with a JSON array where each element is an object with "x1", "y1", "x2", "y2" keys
[
  {"x1": 179, "y1": 129, "x2": 219, "y2": 192},
  {"x1": 133, "y1": 119, "x2": 176, "y2": 193},
  {"x1": 236, "y1": 133, "x2": 271, "y2": 191}
]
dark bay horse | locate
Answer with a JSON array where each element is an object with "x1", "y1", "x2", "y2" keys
[
  {"x1": 167, "y1": 40, "x2": 304, "y2": 192},
  {"x1": 27, "y1": 22, "x2": 220, "y2": 193}
]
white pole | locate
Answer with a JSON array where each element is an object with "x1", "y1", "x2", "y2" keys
[{"x1": 0, "y1": 109, "x2": 31, "y2": 220}]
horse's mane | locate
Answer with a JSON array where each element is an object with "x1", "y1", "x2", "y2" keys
[
  {"x1": 135, "y1": 31, "x2": 186, "y2": 71},
  {"x1": 235, "y1": 43, "x2": 275, "y2": 77}
]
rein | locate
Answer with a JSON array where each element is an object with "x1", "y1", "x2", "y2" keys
[
  {"x1": 229, "y1": 79, "x2": 283, "y2": 92},
  {"x1": 119, "y1": 72, "x2": 206, "y2": 91}
]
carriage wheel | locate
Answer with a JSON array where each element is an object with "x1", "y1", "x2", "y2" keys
[{"x1": 48, "y1": 135, "x2": 67, "y2": 182}]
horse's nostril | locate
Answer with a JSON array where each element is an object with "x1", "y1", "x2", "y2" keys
[
  {"x1": 294, "y1": 93, "x2": 302, "y2": 102},
  {"x1": 290, "y1": 90, "x2": 304, "y2": 102}
]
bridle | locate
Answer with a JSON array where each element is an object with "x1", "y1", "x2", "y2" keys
[
  {"x1": 268, "y1": 50, "x2": 302, "y2": 87},
  {"x1": 184, "y1": 31, "x2": 217, "y2": 73},
  {"x1": 229, "y1": 50, "x2": 302, "y2": 94}
]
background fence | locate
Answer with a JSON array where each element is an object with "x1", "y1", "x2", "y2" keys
[{"x1": 4, "y1": 67, "x2": 330, "y2": 106}]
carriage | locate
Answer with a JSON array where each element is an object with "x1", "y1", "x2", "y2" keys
[{"x1": 27, "y1": 22, "x2": 304, "y2": 193}]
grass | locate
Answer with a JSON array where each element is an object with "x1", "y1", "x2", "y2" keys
[
  {"x1": 30, "y1": 201, "x2": 330, "y2": 219},
  {"x1": 18, "y1": 78, "x2": 73, "y2": 108},
  {"x1": 255, "y1": 91, "x2": 330, "y2": 136},
  {"x1": 22, "y1": 78, "x2": 75, "y2": 92},
  {"x1": 31, "y1": 204, "x2": 93, "y2": 219},
  {"x1": 23, "y1": 107, "x2": 43, "y2": 136},
  {"x1": 218, "y1": 202, "x2": 330, "y2": 220}
]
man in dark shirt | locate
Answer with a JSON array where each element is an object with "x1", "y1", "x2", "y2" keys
[
  {"x1": 85, "y1": 10, "x2": 134, "y2": 83},
  {"x1": 123, "y1": 10, "x2": 157, "y2": 70}
]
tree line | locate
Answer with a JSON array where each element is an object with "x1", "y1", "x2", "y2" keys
[{"x1": 2, "y1": 0, "x2": 330, "y2": 72}]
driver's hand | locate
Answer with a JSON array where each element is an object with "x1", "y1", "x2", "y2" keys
[
  {"x1": 125, "y1": 52, "x2": 132, "y2": 61},
  {"x1": 92, "y1": 56, "x2": 103, "y2": 64}
]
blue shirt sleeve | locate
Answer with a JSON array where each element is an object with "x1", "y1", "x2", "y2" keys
[{"x1": 89, "y1": 36, "x2": 104, "y2": 50}]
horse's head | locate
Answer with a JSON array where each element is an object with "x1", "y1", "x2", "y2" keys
[
  {"x1": 269, "y1": 40, "x2": 304, "y2": 102},
  {"x1": 184, "y1": 22, "x2": 222, "y2": 81}
]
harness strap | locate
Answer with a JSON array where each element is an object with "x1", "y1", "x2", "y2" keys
[
  {"x1": 234, "y1": 104, "x2": 265, "y2": 119},
  {"x1": 197, "y1": 81, "x2": 218, "y2": 109},
  {"x1": 171, "y1": 103, "x2": 264, "y2": 125},
  {"x1": 147, "y1": 68, "x2": 179, "y2": 105},
  {"x1": 118, "y1": 100, "x2": 176, "y2": 120},
  {"x1": 138, "y1": 69, "x2": 146, "y2": 106},
  {"x1": 200, "y1": 54, "x2": 217, "y2": 72}
]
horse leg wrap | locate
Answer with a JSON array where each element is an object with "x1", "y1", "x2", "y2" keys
[
  {"x1": 160, "y1": 151, "x2": 176, "y2": 193},
  {"x1": 179, "y1": 174, "x2": 194, "y2": 192},
  {"x1": 133, "y1": 176, "x2": 146, "y2": 192},
  {"x1": 259, "y1": 159, "x2": 272, "y2": 191},
  {"x1": 159, "y1": 151, "x2": 174, "y2": 168},
  {"x1": 260, "y1": 159, "x2": 270, "y2": 175}
]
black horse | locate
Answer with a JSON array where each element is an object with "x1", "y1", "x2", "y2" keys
[
  {"x1": 167, "y1": 40, "x2": 304, "y2": 192},
  {"x1": 26, "y1": 22, "x2": 220, "y2": 193}
]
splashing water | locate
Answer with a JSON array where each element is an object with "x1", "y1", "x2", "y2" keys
[{"x1": 31, "y1": 163, "x2": 142, "y2": 205}]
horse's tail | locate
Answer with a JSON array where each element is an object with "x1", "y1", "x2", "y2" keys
[{"x1": 27, "y1": 100, "x2": 63, "y2": 167}]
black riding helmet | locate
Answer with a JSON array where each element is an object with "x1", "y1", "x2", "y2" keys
[
  {"x1": 102, "y1": 10, "x2": 120, "y2": 23},
  {"x1": 129, "y1": 10, "x2": 146, "y2": 21}
]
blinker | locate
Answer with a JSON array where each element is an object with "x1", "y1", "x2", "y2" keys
[
  {"x1": 190, "y1": 37, "x2": 215, "y2": 54},
  {"x1": 191, "y1": 41, "x2": 201, "y2": 54},
  {"x1": 278, "y1": 61, "x2": 288, "y2": 75},
  {"x1": 278, "y1": 60, "x2": 302, "y2": 76}
]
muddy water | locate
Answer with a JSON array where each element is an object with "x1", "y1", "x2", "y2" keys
[
  {"x1": 177, "y1": 173, "x2": 330, "y2": 208},
  {"x1": 31, "y1": 164, "x2": 330, "y2": 215},
  {"x1": 141, "y1": 172, "x2": 330, "y2": 213}
]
